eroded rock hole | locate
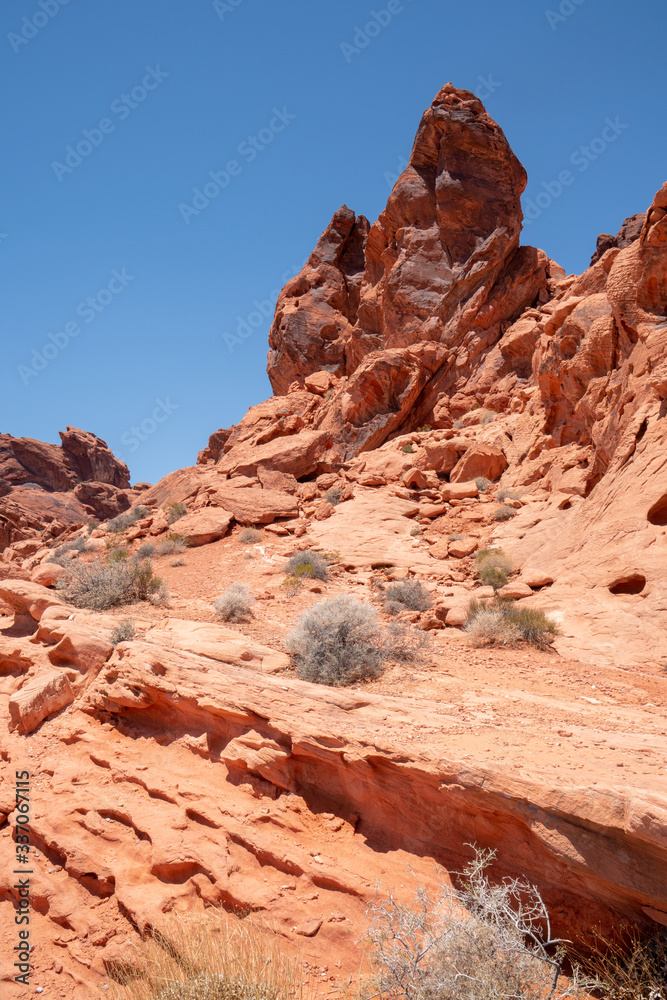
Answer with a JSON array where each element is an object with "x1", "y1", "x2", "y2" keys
[
  {"x1": 609, "y1": 574, "x2": 646, "y2": 595},
  {"x1": 647, "y1": 494, "x2": 667, "y2": 526}
]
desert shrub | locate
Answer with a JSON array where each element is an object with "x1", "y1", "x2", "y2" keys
[
  {"x1": 87, "y1": 519, "x2": 99, "y2": 532},
  {"x1": 107, "y1": 546, "x2": 129, "y2": 563},
  {"x1": 465, "y1": 603, "x2": 521, "y2": 646},
  {"x1": 165, "y1": 501, "x2": 187, "y2": 524},
  {"x1": 493, "y1": 504, "x2": 516, "y2": 522},
  {"x1": 497, "y1": 487, "x2": 520, "y2": 502},
  {"x1": 453, "y1": 419, "x2": 464, "y2": 429},
  {"x1": 479, "y1": 409, "x2": 495, "y2": 426},
  {"x1": 156, "y1": 534, "x2": 188, "y2": 555},
  {"x1": 238, "y1": 527, "x2": 261, "y2": 544},
  {"x1": 475, "y1": 476, "x2": 492, "y2": 492},
  {"x1": 475, "y1": 549, "x2": 513, "y2": 590},
  {"x1": 137, "y1": 542, "x2": 156, "y2": 558},
  {"x1": 106, "y1": 506, "x2": 149, "y2": 533},
  {"x1": 449, "y1": 532, "x2": 464, "y2": 542},
  {"x1": 384, "y1": 578, "x2": 432, "y2": 613},
  {"x1": 368, "y1": 846, "x2": 584, "y2": 1000},
  {"x1": 170, "y1": 557, "x2": 185, "y2": 567},
  {"x1": 286, "y1": 595, "x2": 385, "y2": 685},
  {"x1": 60, "y1": 558, "x2": 164, "y2": 611},
  {"x1": 384, "y1": 622, "x2": 429, "y2": 662},
  {"x1": 48, "y1": 536, "x2": 88, "y2": 565},
  {"x1": 401, "y1": 443, "x2": 415, "y2": 454},
  {"x1": 110, "y1": 620, "x2": 136, "y2": 646},
  {"x1": 417, "y1": 424, "x2": 432, "y2": 432},
  {"x1": 284, "y1": 549, "x2": 328, "y2": 581},
  {"x1": 214, "y1": 583, "x2": 254, "y2": 622},
  {"x1": 575, "y1": 927, "x2": 667, "y2": 1000},
  {"x1": 409, "y1": 525, "x2": 422, "y2": 537},
  {"x1": 108, "y1": 908, "x2": 301, "y2": 1000},
  {"x1": 465, "y1": 598, "x2": 560, "y2": 648},
  {"x1": 324, "y1": 486, "x2": 343, "y2": 505}
]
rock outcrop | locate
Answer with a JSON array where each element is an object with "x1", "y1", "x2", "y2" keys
[{"x1": 0, "y1": 428, "x2": 136, "y2": 551}]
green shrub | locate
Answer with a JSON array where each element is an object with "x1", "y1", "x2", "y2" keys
[
  {"x1": 465, "y1": 597, "x2": 560, "y2": 648},
  {"x1": 110, "y1": 620, "x2": 136, "y2": 646},
  {"x1": 214, "y1": 584, "x2": 254, "y2": 622},
  {"x1": 475, "y1": 549, "x2": 513, "y2": 590},
  {"x1": 60, "y1": 558, "x2": 165, "y2": 611},
  {"x1": 106, "y1": 506, "x2": 149, "y2": 533},
  {"x1": 284, "y1": 550, "x2": 328, "y2": 581},
  {"x1": 165, "y1": 501, "x2": 187, "y2": 524},
  {"x1": 417, "y1": 424, "x2": 432, "y2": 432},
  {"x1": 384, "y1": 578, "x2": 432, "y2": 613},
  {"x1": 401, "y1": 443, "x2": 415, "y2": 454},
  {"x1": 238, "y1": 528, "x2": 261, "y2": 544},
  {"x1": 493, "y1": 504, "x2": 516, "y2": 521}
]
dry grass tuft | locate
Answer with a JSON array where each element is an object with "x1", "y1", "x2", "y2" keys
[{"x1": 109, "y1": 909, "x2": 304, "y2": 1000}]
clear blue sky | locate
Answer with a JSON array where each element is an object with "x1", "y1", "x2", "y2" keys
[{"x1": 1, "y1": 0, "x2": 665, "y2": 485}]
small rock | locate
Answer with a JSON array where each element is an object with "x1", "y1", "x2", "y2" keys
[{"x1": 295, "y1": 917, "x2": 323, "y2": 937}]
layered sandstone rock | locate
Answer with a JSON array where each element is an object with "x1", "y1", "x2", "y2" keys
[{"x1": 0, "y1": 428, "x2": 134, "y2": 551}]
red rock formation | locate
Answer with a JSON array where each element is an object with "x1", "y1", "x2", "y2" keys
[{"x1": 0, "y1": 428, "x2": 135, "y2": 551}]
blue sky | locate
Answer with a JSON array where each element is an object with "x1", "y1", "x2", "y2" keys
[{"x1": 1, "y1": 0, "x2": 665, "y2": 485}]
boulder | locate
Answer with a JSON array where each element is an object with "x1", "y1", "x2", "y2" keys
[
  {"x1": 497, "y1": 582, "x2": 534, "y2": 599},
  {"x1": 171, "y1": 509, "x2": 233, "y2": 546},
  {"x1": 441, "y1": 482, "x2": 479, "y2": 502},
  {"x1": 9, "y1": 670, "x2": 75, "y2": 734},
  {"x1": 450, "y1": 445, "x2": 508, "y2": 484},
  {"x1": 448, "y1": 538, "x2": 478, "y2": 559},
  {"x1": 31, "y1": 562, "x2": 70, "y2": 588}
]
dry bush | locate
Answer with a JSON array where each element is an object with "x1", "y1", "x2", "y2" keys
[
  {"x1": 283, "y1": 550, "x2": 328, "y2": 581},
  {"x1": 238, "y1": 528, "x2": 261, "y2": 544},
  {"x1": 170, "y1": 557, "x2": 185, "y2": 567},
  {"x1": 47, "y1": 536, "x2": 88, "y2": 565},
  {"x1": 109, "y1": 908, "x2": 303, "y2": 1000},
  {"x1": 576, "y1": 927, "x2": 667, "y2": 1000},
  {"x1": 165, "y1": 501, "x2": 187, "y2": 524},
  {"x1": 409, "y1": 525, "x2": 422, "y2": 537},
  {"x1": 465, "y1": 598, "x2": 560, "y2": 649},
  {"x1": 497, "y1": 487, "x2": 520, "y2": 503},
  {"x1": 286, "y1": 595, "x2": 425, "y2": 686},
  {"x1": 384, "y1": 578, "x2": 432, "y2": 614},
  {"x1": 137, "y1": 542, "x2": 156, "y2": 558},
  {"x1": 475, "y1": 477, "x2": 492, "y2": 492},
  {"x1": 323, "y1": 486, "x2": 343, "y2": 505},
  {"x1": 157, "y1": 534, "x2": 189, "y2": 555},
  {"x1": 368, "y1": 848, "x2": 583, "y2": 1000},
  {"x1": 475, "y1": 549, "x2": 513, "y2": 590},
  {"x1": 111, "y1": 620, "x2": 136, "y2": 646},
  {"x1": 493, "y1": 504, "x2": 516, "y2": 522},
  {"x1": 214, "y1": 583, "x2": 254, "y2": 622},
  {"x1": 60, "y1": 558, "x2": 165, "y2": 611},
  {"x1": 106, "y1": 506, "x2": 149, "y2": 534}
]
